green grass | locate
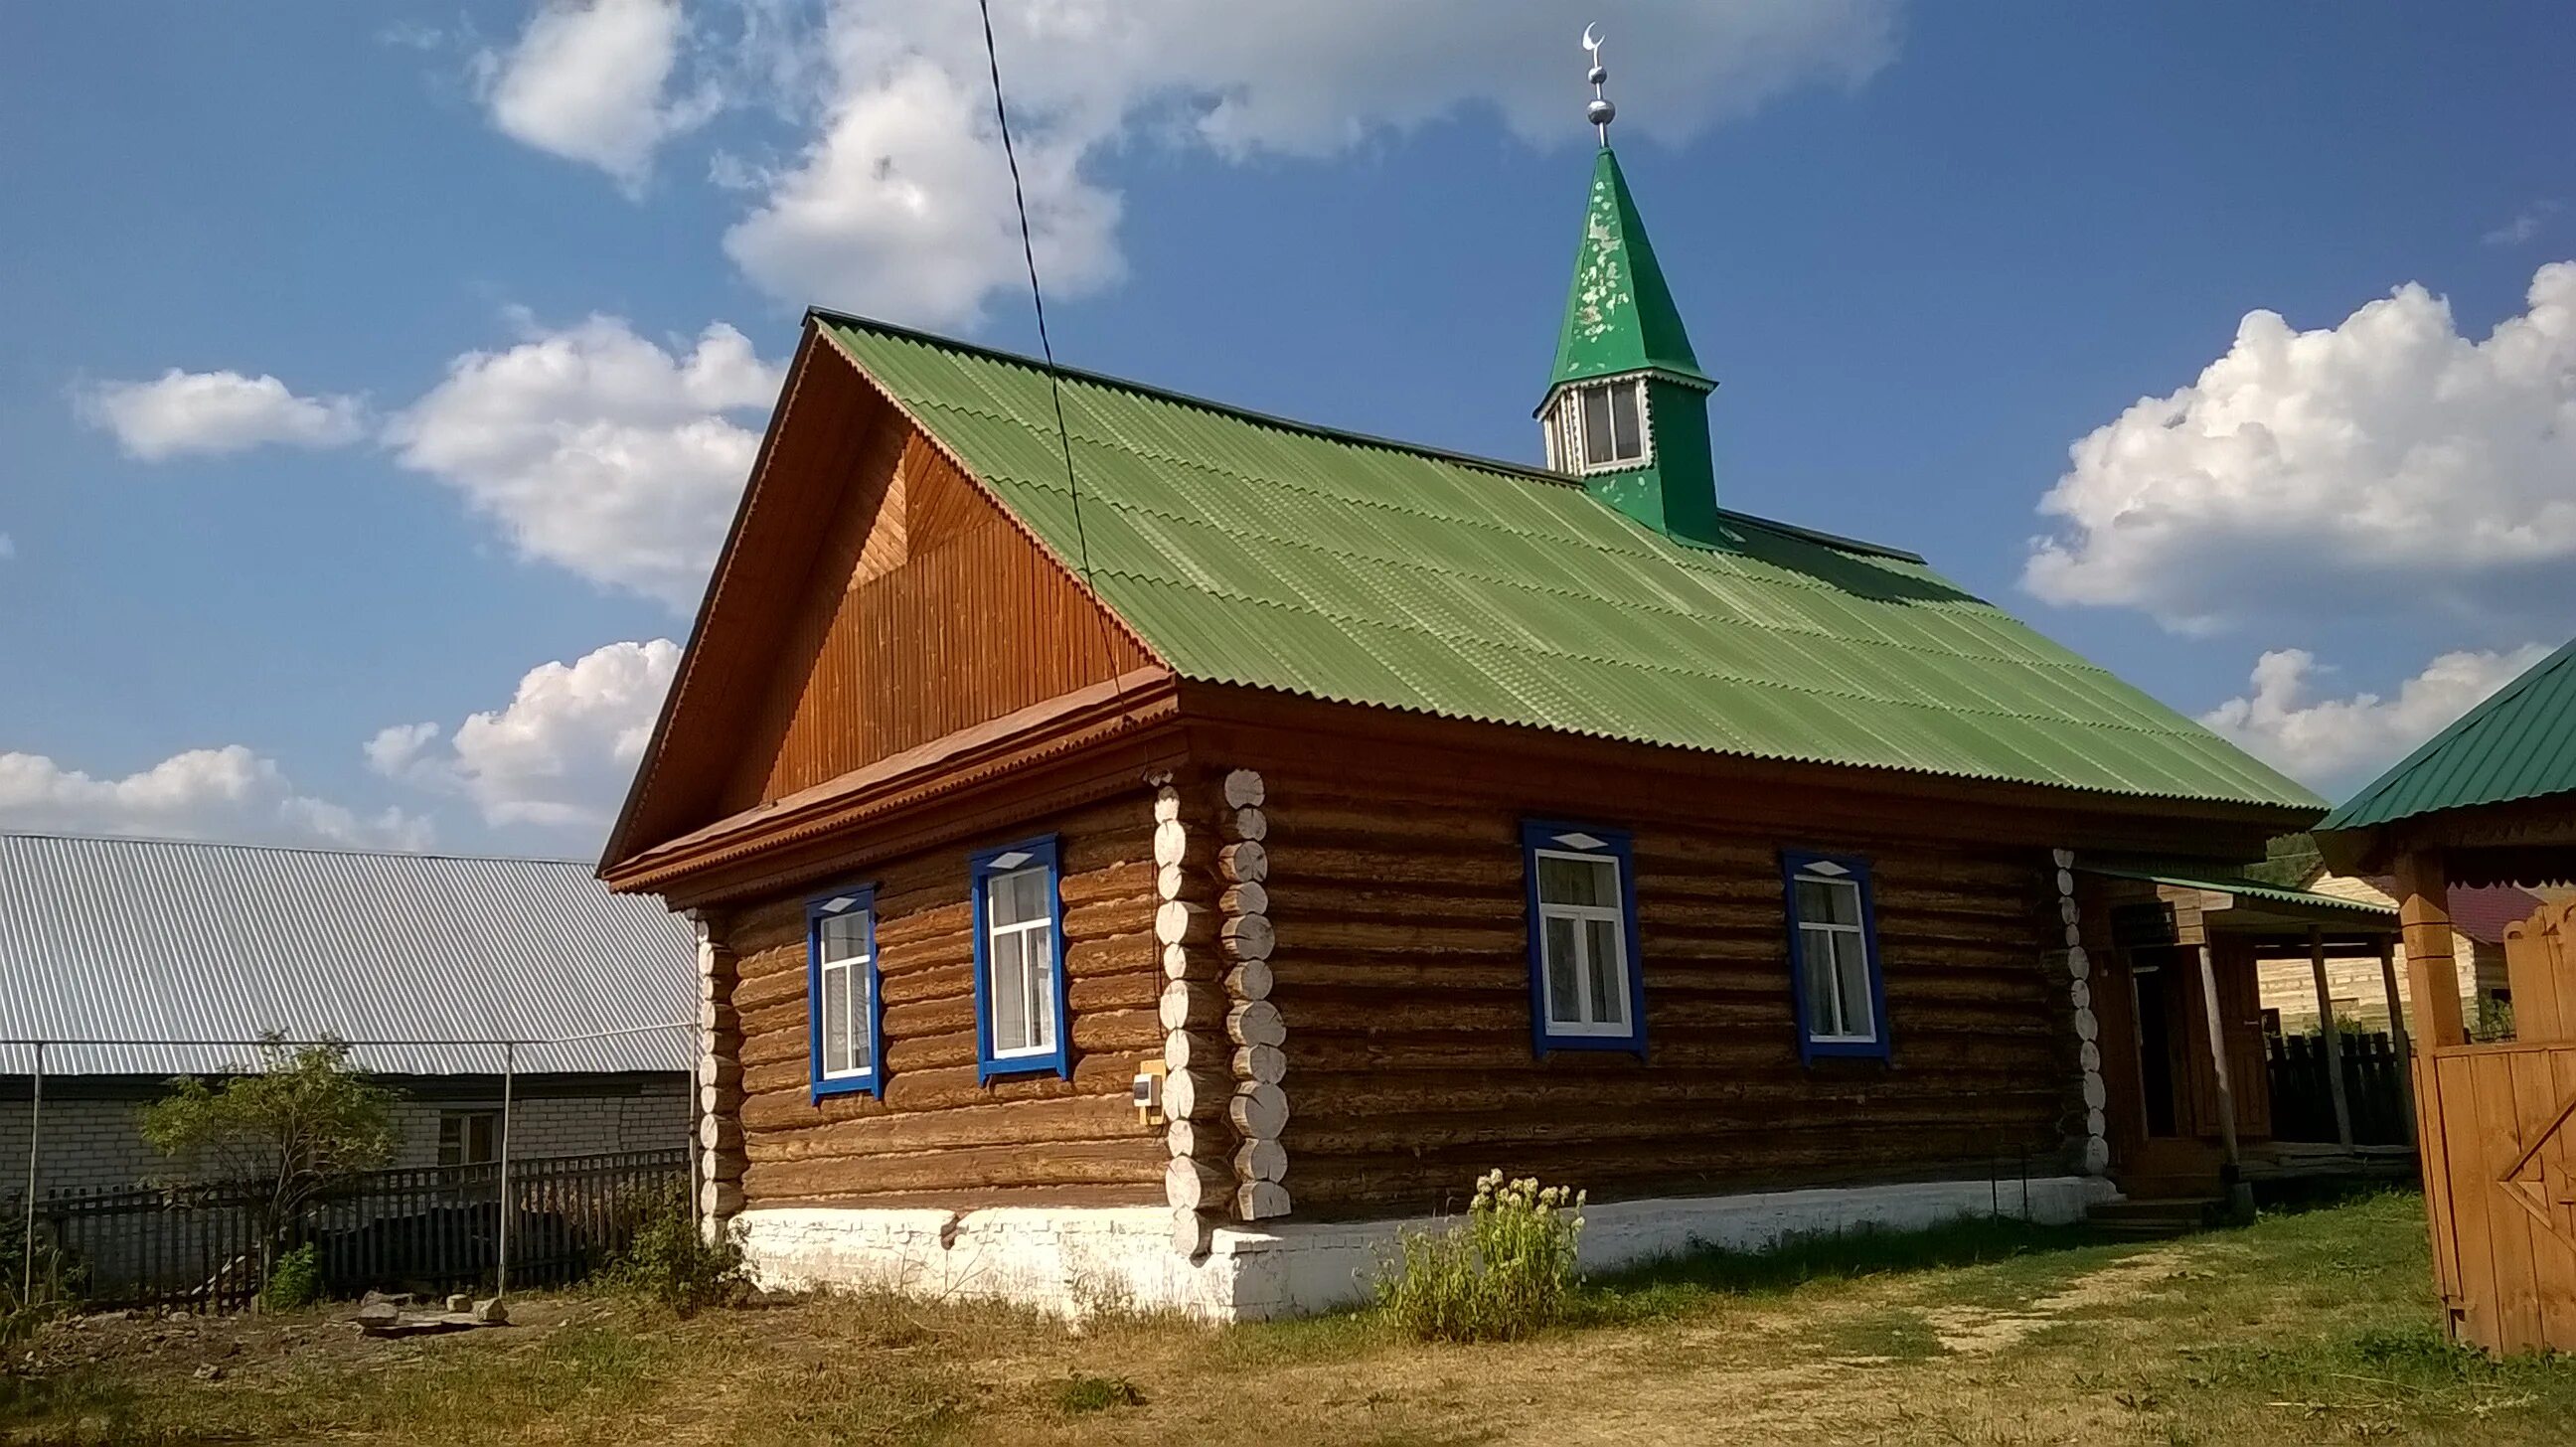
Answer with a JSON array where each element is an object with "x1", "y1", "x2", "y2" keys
[
  {"x1": 1574, "y1": 1210, "x2": 2112, "y2": 1322},
  {"x1": 1054, "y1": 1373, "x2": 1144, "y2": 1414}
]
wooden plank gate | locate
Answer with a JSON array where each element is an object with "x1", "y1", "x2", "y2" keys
[{"x1": 2416, "y1": 896, "x2": 2576, "y2": 1353}]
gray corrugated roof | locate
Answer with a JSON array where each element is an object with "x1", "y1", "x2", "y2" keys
[{"x1": 0, "y1": 834, "x2": 693, "y2": 1078}]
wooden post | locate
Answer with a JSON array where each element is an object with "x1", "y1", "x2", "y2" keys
[
  {"x1": 2378, "y1": 935, "x2": 2416, "y2": 1144},
  {"x1": 2195, "y1": 944, "x2": 2241, "y2": 1171},
  {"x1": 2392, "y1": 850, "x2": 2467, "y2": 1047},
  {"x1": 2309, "y1": 925, "x2": 2354, "y2": 1150}
]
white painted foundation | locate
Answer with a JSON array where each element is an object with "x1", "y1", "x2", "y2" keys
[{"x1": 735, "y1": 1174, "x2": 2116, "y2": 1323}]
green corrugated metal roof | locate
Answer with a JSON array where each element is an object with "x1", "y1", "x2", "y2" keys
[
  {"x1": 819, "y1": 314, "x2": 2325, "y2": 812},
  {"x1": 2319, "y1": 637, "x2": 2576, "y2": 834},
  {"x1": 2079, "y1": 862, "x2": 2396, "y2": 917}
]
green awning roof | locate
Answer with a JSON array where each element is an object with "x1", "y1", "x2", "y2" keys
[
  {"x1": 2319, "y1": 636, "x2": 2576, "y2": 834},
  {"x1": 820, "y1": 314, "x2": 2327, "y2": 813},
  {"x1": 2079, "y1": 863, "x2": 2396, "y2": 918}
]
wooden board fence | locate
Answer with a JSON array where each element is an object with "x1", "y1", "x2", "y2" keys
[{"x1": 2415, "y1": 895, "x2": 2576, "y2": 1355}]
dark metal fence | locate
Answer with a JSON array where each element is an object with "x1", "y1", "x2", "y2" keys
[
  {"x1": 12, "y1": 1148, "x2": 685, "y2": 1312},
  {"x1": 2266, "y1": 1030, "x2": 2410, "y2": 1146}
]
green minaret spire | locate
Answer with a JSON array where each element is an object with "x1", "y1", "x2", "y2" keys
[{"x1": 1538, "y1": 37, "x2": 1720, "y2": 542}]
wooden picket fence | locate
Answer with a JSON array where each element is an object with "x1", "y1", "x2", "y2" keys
[
  {"x1": 12, "y1": 1148, "x2": 685, "y2": 1312},
  {"x1": 2265, "y1": 1030, "x2": 2411, "y2": 1146}
]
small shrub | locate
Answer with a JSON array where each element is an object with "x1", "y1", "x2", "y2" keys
[
  {"x1": 600, "y1": 1195, "x2": 745, "y2": 1316},
  {"x1": 1374, "y1": 1170, "x2": 1584, "y2": 1343},
  {"x1": 260, "y1": 1242, "x2": 322, "y2": 1311},
  {"x1": 1056, "y1": 1373, "x2": 1145, "y2": 1413}
]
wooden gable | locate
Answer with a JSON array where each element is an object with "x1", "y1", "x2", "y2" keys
[{"x1": 602, "y1": 326, "x2": 1161, "y2": 876}]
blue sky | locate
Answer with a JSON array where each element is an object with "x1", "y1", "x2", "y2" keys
[{"x1": 3, "y1": 1, "x2": 2571, "y2": 857}]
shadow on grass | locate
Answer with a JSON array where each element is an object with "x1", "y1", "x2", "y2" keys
[{"x1": 1572, "y1": 1213, "x2": 2116, "y2": 1325}]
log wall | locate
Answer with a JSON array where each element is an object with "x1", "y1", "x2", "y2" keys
[
  {"x1": 1258, "y1": 780, "x2": 2071, "y2": 1218},
  {"x1": 721, "y1": 796, "x2": 1167, "y2": 1208}
]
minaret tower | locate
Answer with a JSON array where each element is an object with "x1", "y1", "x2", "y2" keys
[{"x1": 1537, "y1": 26, "x2": 1721, "y2": 543}]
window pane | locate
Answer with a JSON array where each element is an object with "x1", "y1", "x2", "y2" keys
[
  {"x1": 1801, "y1": 926, "x2": 1843, "y2": 1036},
  {"x1": 1537, "y1": 854, "x2": 1616, "y2": 908},
  {"x1": 990, "y1": 929, "x2": 1030, "y2": 1051},
  {"x1": 821, "y1": 964, "x2": 851, "y2": 1072},
  {"x1": 1608, "y1": 384, "x2": 1643, "y2": 458},
  {"x1": 992, "y1": 867, "x2": 1046, "y2": 927},
  {"x1": 1581, "y1": 387, "x2": 1615, "y2": 465},
  {"x1": 820, "y1": 912, "x2": 868, "y2": 963},
  {"x1": 1584, "y1": 917, "x2": 1624, "y2": 1026},
  {"x1": 1025, "y1": 923, "x2": 1057, "y2": 1051},
  {"x1": 1833, "y1": 931, "x2": 1873, "y2": 1040},
  {"x1": 1543, "y1": 914, "x2": 1580, "y2": 1023},
  {"x1": 1798, "y1": 876, "x2": 1860, "y2": 926}
]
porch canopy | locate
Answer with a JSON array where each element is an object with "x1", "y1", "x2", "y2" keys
[{"x1": 2079, "y1": 862, "x2": 2398, "y2": 958}]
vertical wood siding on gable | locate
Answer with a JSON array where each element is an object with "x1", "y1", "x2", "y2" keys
[
  {"x1": 721, "y1": 797, "x2": 1167, "y2": 1207},
  {"x1": 1252, "y1": 778, "x2": 2068, "y2": 1218},
  {"x1": 722, "y1": 428, "x2": 1152, "y2": 815}
]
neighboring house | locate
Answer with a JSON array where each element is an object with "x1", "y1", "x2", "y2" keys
[
  {"x1": 0, "y1": 834, "x2": 697, "y2": 1194},
  {"x1": 601, "y1": 134, "x2": 2330, "y2": 1319},
  {"x1": 2252, "y1": 865, "x2": 2537, "y2": 1035}
]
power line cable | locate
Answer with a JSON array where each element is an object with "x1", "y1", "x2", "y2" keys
[{"x1": 975, "y1": 0, "x2": 1134, "y2": 721}]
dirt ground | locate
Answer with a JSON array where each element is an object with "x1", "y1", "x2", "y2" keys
[{"x1": 5, "y1": 1191, "x2": 2571, "y2": 1446}]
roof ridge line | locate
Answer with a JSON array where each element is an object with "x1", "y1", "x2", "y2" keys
[
  {"x1": 0, "y1": 831, "x2": 587, "y2": 866},
  {"x1": 814, "y1": 309, "x2": 1923, "y2": 564}
]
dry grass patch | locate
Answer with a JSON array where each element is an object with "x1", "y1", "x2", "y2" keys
[{"x1": 5, "y1": 1191, "x2": 2573, "y2": 1445}]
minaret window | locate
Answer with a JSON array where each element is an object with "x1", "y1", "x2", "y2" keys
[{"x1": 1543, "y1": 378, "x2": 1651, "y2": 475}]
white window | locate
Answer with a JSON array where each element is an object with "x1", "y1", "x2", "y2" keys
[
  {"x1": 983, "y1": 862, "x2": 1059, "y2": 1060},
  {"x1": 1542, "y1": 378, "x2": 1650, "y2": 474},
  {"x1": 1792, "y1": 861, "x2": 1877, "y2": 1045},
  {"x1": 814, "y1": 902, "x2": 874, "y2": 1081},
  {"x1": 1534, "y1": 850, "x2": 1632, "y2": 1035}
]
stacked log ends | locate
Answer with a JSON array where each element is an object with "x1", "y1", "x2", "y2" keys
[
  {"x1": 692, "y1": 911, "x2": 748, "y2": 1235},
  {"x1": 2052, "y1": 851, "x2": 2110, "y2": 1176},
  {"x1": 1220, "y1": 770, "x2": 1290, "y2": 1221},
  {"x1": 1155, "y1": 778, "x2": 1221, "y2": 1257}
]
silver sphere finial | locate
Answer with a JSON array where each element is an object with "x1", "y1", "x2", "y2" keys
[{"x1": 1580, "y1": 24, "x2": 1614, "y2": 145}]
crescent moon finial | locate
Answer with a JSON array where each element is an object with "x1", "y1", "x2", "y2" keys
[{"x1": 1581, "y1": 23, "x2": 1614, "y2": 145}]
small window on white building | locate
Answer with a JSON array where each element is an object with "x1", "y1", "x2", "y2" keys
[
  {"x1": 438, "y1": 1110, "x2": 498, "y2": 1167},
  {"x1": 1542, "y1": 378, "x2": 1651, "y2": 475}
]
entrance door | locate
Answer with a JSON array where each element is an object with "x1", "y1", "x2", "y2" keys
[
  {"x1": 2133, "y1": 961, "x2": 2181, "y2": 1137},
  {"x1": 2120, "y1": 945, "x2": 2223, "y2": 1195}
]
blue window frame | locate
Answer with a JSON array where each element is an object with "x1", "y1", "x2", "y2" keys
[
  {"x1": 1782, "y1": 850, "x2": 1890, "y2": 1061},
  {"x1": 1521, "y1": 820, "x2": 1647, "y2": 1057},
  {"x1": 970, "y1": 836, "x2": 1070, "y2": 1083},
  {"x1": 807, "y1": 884, "x2": 884, "y2": 1099}
]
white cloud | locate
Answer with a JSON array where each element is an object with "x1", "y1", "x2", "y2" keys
[
  {"x1": 77, "y1": 369, "x2": 367, "y2": 461},
  {"x1": 721, "y1": 0, "x2": 1898, "y2": 327},
  {"x1": 0, "y1": 746, "x2": 432, "y2": 851},
  {"x1": 374, "y1": 639, "x2": 679, "y2": 837},
  {"x1": 0, "y1": 534, "x2": 15, "y2": 562},
  {"x1": 2025, "y1": 262, "x2": 2576, "y2": 635},
  {"x1": 2484, "y1": 202, "x2": 2559, "y2": 247},
  {"x1": 2199, "y1": 644, "x2": 2553, "y2": 791},
  {"x1": 477, "y1": 0, "x2": 711, "y2": 189},
  {"x1": 387, "y1": 316, "x2": 783, "y2": 608}
]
